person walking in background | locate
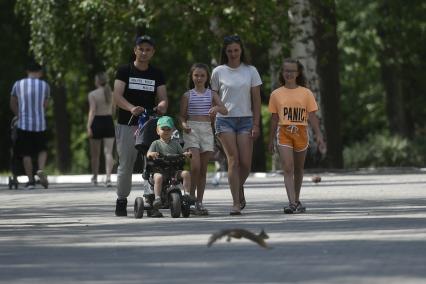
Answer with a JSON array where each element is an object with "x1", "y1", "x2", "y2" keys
[
  {"x1": 179, "y1": 63, "x2": 228, "y2": 215},
  {"x1": 210, "y1": 137, "x2": 227, "y2": 186},
  {"x1": 9, "y1": 62, "x2": 50, "y2": 189},
  {"x1": 87, "y1": 72, "x2": 115, "y2": 187},
  {"x1": 113, "y1": 35, "x2": 168, "y2": 216},
  {"x1": 211, "y1": 35, "x2": 262, "y2": 215},
  {"x1": 268, "y1": 58, "x2": 326, "y2": 214}
]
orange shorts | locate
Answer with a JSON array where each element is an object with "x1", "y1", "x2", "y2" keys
[{"x1": 277, "y1": 125, "x2": 309, "y2": 152}]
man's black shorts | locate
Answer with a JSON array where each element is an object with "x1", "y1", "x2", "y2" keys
[{"x1": 16, "y1": 129, "x2": 47, "y2": 156}]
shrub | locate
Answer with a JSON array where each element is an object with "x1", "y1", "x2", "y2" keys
[{"x1": 343, "y1": 132, "x2": 425, "y2": 168}]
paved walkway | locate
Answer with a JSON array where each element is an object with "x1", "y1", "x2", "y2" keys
[{"x1": 1, "y1": 171, "x2": 426, "y2": 283}]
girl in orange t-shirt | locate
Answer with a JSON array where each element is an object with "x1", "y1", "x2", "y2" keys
[{"x1": 268, "y1": 58, "x2": 326, "y2": 214}]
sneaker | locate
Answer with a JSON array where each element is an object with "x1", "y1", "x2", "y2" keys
[
  {"x1": 91, "y1": 176, "x2": 98, "y2": 186},
  {"x1": 150, "y1": 209, "x2": 163, "y2": 218},
  {"x1": 190, "y1": 202, "x2": 208, "y2": 216},
  {"x1": 295, "y1": 201, "x2": 306, "y2": 213},
  {"x1": 37, "y1": 170, "x2": 48, "y2": 189},
  {"x1": 284, "y1": 203, "x2": 297, "y2": 214},
  {"x1": 211, "y1": 172, "x2": 221, "y2": 186},
  {"x1": 229, "y1": 209, "x2": 242, "y2": 216},
  {"x1": 153, "y1": 197, "x2": 162, "y2": 209},
  {"x1": 197, "y1": 202, "x2": 209, "y2": 216},
  {"x1": 25, "y1": 181, "x2": 36, "y2": 190},
  {"x1": 115, "y1": 198, "x2": 127, "y2": 216},
  {"x1": 105, "y1": 179, "x2": 112, "y2": 188},
  {"x1": 184, "y1": 194, "x2": 196, "y2": 206},
  {"x1": 189, "y1": 204, "x2": 197, "y2": 214}
]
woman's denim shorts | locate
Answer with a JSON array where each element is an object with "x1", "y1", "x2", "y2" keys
[{"x1": 215, "y1": 116, "x2": 253, "y2": 135}]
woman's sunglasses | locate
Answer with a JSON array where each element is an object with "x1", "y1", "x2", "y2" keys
[{"x1": 224, "y1": 35, "x2": 241, "y2": 43}]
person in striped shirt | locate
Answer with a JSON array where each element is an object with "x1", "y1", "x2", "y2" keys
[
  {"x1": 179, "y1": 63, "x2": 228, "y2": 215},
  {"x1": 10, "y1": 62, "x2": 50, "y2": 189}
]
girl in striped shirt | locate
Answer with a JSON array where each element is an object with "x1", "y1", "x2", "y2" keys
[{"x1": 179, "y1": 63, "x2": 228, "y2": 215}]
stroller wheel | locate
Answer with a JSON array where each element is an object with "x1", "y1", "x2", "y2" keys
[
  {"x1": 134, "y1": 197, "x2": 145, "y2": 219},
  {"x1": 170, "y1": 193, "x2": 181, "y2": 218}
]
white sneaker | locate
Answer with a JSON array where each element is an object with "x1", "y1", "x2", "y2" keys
[
  {"x1": 211, "y1": 172, "x2": 221, "y2": 186},
  {"x1": 91, "y1": 176, "x2": 98, "y2": 186},
  {"x1": 105, "y1": 179, "x2": 112, "y2": 187}
]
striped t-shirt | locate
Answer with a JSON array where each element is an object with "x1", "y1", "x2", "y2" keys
[
  {"x1": 11, "y1": 77, "x2": 50, "y2": 131},
  {"x1": 187, "y1": 88, "x2": 212, "y2": 116}
]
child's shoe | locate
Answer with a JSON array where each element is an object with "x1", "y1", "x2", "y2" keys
[
  {"x1": 150, "y1": 209, "x2": 163, "y2": 218},
  {"x1": 191, "y1": 202, "x2": 209, "y2": 216},
  {"x1": 197, "y1": 202, "x2": 209, "y2": 216},
  {"x1": 153, "y1": 197, "x2": 162, "y2": 209},
  {"x1": 295, "y1": 201, "x2": 306, "y2": 213},
  {"x1": 284, "y1": 203, "x2": 297, "y2": 214}
]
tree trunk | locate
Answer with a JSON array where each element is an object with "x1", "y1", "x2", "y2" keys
[
  {"x1": 248, "y1": 45, "x2": 267, "y2": 172},
  {"x1": 309, "y1": 0, "x2": 343, "y2": 168},
  {"x1": 376, "y1": 2, "x2": 412, "y2": 138},
  {"x1": 268, "y1": 39, "x2": 282, "y2": 172},
  {"x1": 289, "y1": 0, "x2": 321, "y2": 97},
  {"x1": 289, "y1": 0, "x2": 324, "y2": 168},
  {"x1": 51, "y1": 83, "x2": 71, "y2": 172},
  {"x1": 379, "y1": 63, "x2": 411, "y2": 137}
]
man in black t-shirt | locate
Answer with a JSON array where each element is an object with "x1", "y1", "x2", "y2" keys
[{"x1": 113, "y1": 35, "x2": 168, "y2": 216}]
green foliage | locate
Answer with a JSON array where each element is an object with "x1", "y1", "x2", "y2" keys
[
  {"x1": 10, "y1": 0, "x2": 425, "y2": 173},
  {"x1": 337, "y1": 0, "x2": 426, "y2": 144},
  {"x1": 15, "y1": 0, "x2": 143, "y2": 80},
  {"x1": 0, "y1": 0, "x2": 31, "y2": 172},
  {"x1": 336, "y1": 0, "x2": 387, "y2": 144},
  {"x1": 343, "y1": 132, "x2": 425, "y2": 168},
  {"x1": 13, "y1": 0, "x2": 290, "y2": 173}
]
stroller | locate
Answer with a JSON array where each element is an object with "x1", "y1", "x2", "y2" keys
[
  {"x1": 134, "y1": 153, "x2": 191, "y2": 218},
  {"x1": 132, "y1": 110, "x2": 190, "y2": 218},
  {"x1": 8, "y1": 117, "x2": 37, "y2": 189}
]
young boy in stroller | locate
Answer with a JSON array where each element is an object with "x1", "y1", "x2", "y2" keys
[{"x1": 134, "y1": 115, "x2": 191, "y2": 218}]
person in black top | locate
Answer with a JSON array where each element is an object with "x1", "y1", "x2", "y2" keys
[{"x1": 113, "y1": 35, "x2": 168, "y2": 216}]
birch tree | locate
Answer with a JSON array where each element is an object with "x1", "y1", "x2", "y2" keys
[{"x1": 288, "y1": 0, "x2": 324, "y2": 167}]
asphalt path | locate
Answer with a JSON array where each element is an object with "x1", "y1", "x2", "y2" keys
[{"x1": 1, "y1": 171, "x2": 426, "y2": 284}]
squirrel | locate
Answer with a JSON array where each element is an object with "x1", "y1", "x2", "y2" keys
[{"x1": 207, "y1": 228, "x2": 270, "y2": 249}]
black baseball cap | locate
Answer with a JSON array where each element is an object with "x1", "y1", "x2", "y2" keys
[
  {"x1": 27, "y1": 61, "x2": 42, "y2": 72},
  {"x1": 135, "y1": 35, "x2": 155, "y2": 47}
]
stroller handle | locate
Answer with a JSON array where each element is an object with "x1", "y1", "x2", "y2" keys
[{"x1": 128, "y1": 107, "x2": 158, "y2": 126}]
